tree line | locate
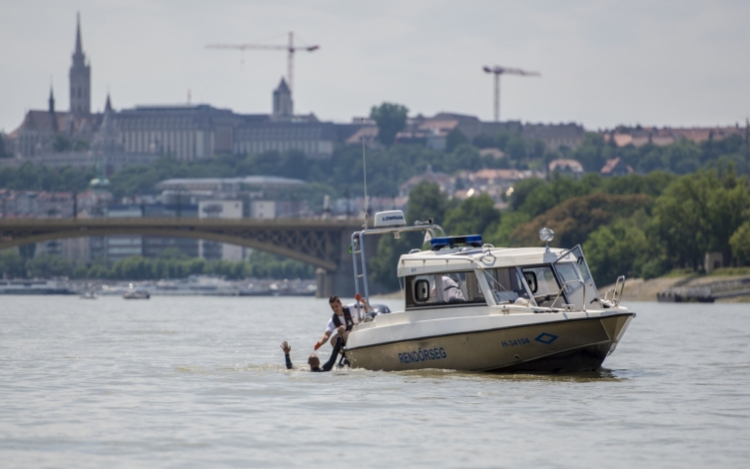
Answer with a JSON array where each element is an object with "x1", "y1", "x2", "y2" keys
[
  {"x1": 370, "y1": 168, "x2": 750, "y2": 290},
  {"x1": 0, "y1": 249, "x2": 314, "y2": 281}
]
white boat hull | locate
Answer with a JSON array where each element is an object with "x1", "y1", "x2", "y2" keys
[{"x1": 345, "y1": 308, "x2": 634, "y2": 373}]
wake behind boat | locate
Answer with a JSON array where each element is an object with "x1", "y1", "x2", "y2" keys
[{"x1": 343, "y1": 211, "x2": 634, "y2": 373}]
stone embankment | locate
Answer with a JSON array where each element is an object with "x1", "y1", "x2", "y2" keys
[{"x1": 600, "y1": 275, "x2": 750, "y2": 303}]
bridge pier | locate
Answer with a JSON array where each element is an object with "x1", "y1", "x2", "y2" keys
[{"x1": 315, "y1": 230, "x2": 383, "y2": 299}]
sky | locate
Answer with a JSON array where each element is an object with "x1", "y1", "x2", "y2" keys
[{"x1": 1, "y1": 0, "x2": 749, "y2": 133}]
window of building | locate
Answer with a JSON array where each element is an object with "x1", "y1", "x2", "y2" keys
[{"x1": 406, "y1": 271, "x2": 486, "y2": 309}]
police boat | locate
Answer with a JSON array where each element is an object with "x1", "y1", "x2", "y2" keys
[{"x1": 343, "y1": 210, "x2": 635, "y2": 373}]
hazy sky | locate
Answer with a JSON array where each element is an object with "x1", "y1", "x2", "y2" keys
[{"x1": 2, "y1": 0, "x2": 749, "y2": 133}]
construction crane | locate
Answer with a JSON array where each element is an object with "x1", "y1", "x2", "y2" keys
[
  {"x1": 207, "y1": 32, "x2": 319, "y2": 94},
  {"x1": 482, "y1": 66, "x2": 540, "y2": 122}
]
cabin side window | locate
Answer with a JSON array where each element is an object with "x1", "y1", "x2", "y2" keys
[
  {"x1": 406, "y1": 271, "x2": 486, "y2": 309},
  {"x1": 486, "y1": 267, "x2": 530, "y2": 304},
  {"x1": 521, "y1": 266, "x2": 565, "y2": 308}
]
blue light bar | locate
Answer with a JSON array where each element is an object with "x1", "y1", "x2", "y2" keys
[{"x1": 430, "y1": 235, "x2": 483, "y2": 250}]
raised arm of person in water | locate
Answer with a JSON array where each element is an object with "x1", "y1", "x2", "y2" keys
[
  {"x1": 280, "y1": 341, "x2": 294, "y2": 370},
  {"x1": 282, "y1": 326, "x2": 346, "y2": 372}
]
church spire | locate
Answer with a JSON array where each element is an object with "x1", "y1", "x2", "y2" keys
[
  {"x1": 48, "y1": 85, "x2": 55, "y2": 113},
  {"x1": 104, "y1": 93, "x2": 112, "y2": 112},
  {"x1": 69, "y1": 12, "x2": 91, "y2": 115},
  {"x1": 75, "y1": 12, "x2": 83, "y2": 57}
]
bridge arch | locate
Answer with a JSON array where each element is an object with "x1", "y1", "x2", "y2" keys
[{"x1": 0, "y1": 218, "x2": 369, "y2": 296}]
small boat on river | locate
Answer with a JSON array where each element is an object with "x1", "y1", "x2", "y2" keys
[
  {"x1": 343, "y1": 210, "x2": 635, "y2": 373},
  {"x1": 123, "y1": 283, "x2": 150, "y2": 300}
]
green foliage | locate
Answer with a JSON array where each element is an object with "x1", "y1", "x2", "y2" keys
[
  {"x1": 26, "y1": 254, "x2": 75, "y2": 278},
  {"x1": 570, "y1": 133, "x2": 611, "y2": 172},
  {"x1": 19, "y1": 244, "x2": 36, "y2": 259},
  {"x1": 443, "y1": 194, "x2": 500, "y2": 236},
  {"x1": 406, "y1": 182, "x2": 449, "y2": 225},
  {"x1": 505, "y1": 166, "x2": 750, "y2": 280},
  {"x1": 509, "y1": 178, "x2": 546, "y2": 211},
  {"x1": 0, "y1": 133, "x2": 9, "y2": 158},
  {"x1": 517, "y1": 174, "x2": 598, "y2": 218},
  {"x1": 244, "y1": 250, "x2": 314, "y2": 279},
  {"x1": 450, "y1": 144, "x2": 483, "y2": 172},
  {"x1": 445, "y1": 128, "x2": 468, "y2": 152},
  {"x1": 485, "y1": 211, "x2": 530, "y2": 247},
  {"x1": 370, "y1": 103, "x2": 409, "y2": 146},
  {"x1": 369, "y1": 235, "x2": 403, "y2": 291},
  {"x1": 0, "y1": 163, "x2": 95, "y2": 192},
  {"x1": 583, "y1": 214, "x2": 668, "y2": 285},
  {"x1": 371, "y1": 182, "x2": 449, "y2": 291},
  {"x1": 652, "y1": 169, "x2": 750, "y2": 270},
  {"x1": 730, "y1": 222, "x2": 750, "y2": 266},
  {"x1": 512, "y1": 193, "x2": 652, "y2": 248},
  {"x1": 0, "y1": 250, "x2": 26, "y2": 277},
  {"x1": 0, "y1": 247, "x2": 313, "y2": 281}
]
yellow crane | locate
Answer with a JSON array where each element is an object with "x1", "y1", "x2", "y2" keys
[{"x1": 207, "y1": 32, "x2": 319, "y2": 95}]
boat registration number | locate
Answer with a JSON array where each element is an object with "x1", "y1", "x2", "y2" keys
[{"x1": 501, "y1": 337, "x2": 530, "y2": 348}]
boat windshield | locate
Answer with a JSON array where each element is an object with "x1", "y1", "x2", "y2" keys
[
  {"x1": 406, "y1": 271, "x2": 486, "y2": 309},
  {"x1": 553, "y1": 245, "x2": 601, "y2": 309},
  {"x1": 521, "y1": 266, "x2": 566, "y2": 308},
  {"x1": 484, "y1": 267, "x2": 532, "y2": 305}
]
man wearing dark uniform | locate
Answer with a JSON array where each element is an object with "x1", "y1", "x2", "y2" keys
[{"x1": 313, "y1": 295, "x2": 369, "y2": 350}]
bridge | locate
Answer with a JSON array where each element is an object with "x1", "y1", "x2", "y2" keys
[{"x1": 0, "y1": 218, "x2": 381, "y2": 297}]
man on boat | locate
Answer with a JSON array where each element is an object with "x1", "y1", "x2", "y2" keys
[
  {"x1": 313, "y1": 294, "x2": 369, "y2": 350},
  {"x1": 281, "y1": 326, "x2": 347, "y2": 372}
]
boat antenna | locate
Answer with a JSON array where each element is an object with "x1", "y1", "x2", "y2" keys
[{"x1": 361, "y1": 117, "x2": 369, "y2": 229}]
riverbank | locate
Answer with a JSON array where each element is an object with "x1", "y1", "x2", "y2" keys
[{"x1": 600, "y1": 274, "x2": 750, "y2": 303}]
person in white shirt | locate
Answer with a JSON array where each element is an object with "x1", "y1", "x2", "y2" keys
[{"x1": 314, "y1": 294, "x2": 368, "y2": 350}]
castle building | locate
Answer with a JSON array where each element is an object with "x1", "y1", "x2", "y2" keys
[
  {"x1": 5, "y1": 12, "x2": 591, "y2": 166},
  {"x1": 7, "y1": 13, "x2": 100, "y2": 158}
]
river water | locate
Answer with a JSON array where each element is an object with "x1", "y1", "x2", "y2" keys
[{"x1": 1, "y1": 296, "x2": 749, "y2": 468}]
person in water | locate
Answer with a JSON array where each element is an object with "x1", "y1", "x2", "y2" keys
[
  {"x1": 281, "y1": 326, "x2": 347, "y2": 372},
  {"x1": 314, "y1": 294, "x2": 369, "y2": 350}
]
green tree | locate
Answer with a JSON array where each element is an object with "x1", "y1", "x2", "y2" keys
[
  {"x1": 443, "y1": 194, "x2": 500, "y2": 236},
  {"x1": 19, "y1": 243, "x2": 36, "y2": 259},
  {"x1": 406, "y1": 182, "x2": 448, "y2": 225},
  {"x1": 571, "y1": 133, "x2": 610, "y2": 172},
  {"x1": 26, "y1": 254, "x2": 75, "y2": 278},
  {"x1": 505, "y1": 133, "x2": 527, "y2": 161},
  {"x1": 279, "y1": 150, "x2": 310, "y2": 180},
  {"x1": 371, "y1": 182, "x2": 448, "y2": 291},
  {"x1": 0, "y1": 133, "x2": 9, "y2": 158},
  {"x1": 512, "y1": 192, "x2": 652, "y2": 248},
  {"x1": 583, "y1": 216, "x2": 664, "y2": 285},
  {"x1": 370, "y1": 102, "x2": 408, "y2": 146},
  {"x1": 445, "y1": 128, "x2": 468, "y2": 152},
  {"x1": 485, "y1": 211, "x2": 531, "y2": 247},
  {"x1": 0, "y1": 250, "x2": 26, "y2": 278},
  {"x1": 730, "y1": 222, "x2": 750, "y2": 266},
  {"x1": 509, "y1": 178, "x2": 546, "y2": 211},
  {"x1": 652, "y1": 169, "x2": 750, "y2": 270}
]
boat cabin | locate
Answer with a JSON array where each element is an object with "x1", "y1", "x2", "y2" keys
[
  {"x1": 350, "y1": 211, "x2": 603, "y2": 315},
  {"x1": 398, "y1": 238, "x2": 601, "y2": 311}
]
